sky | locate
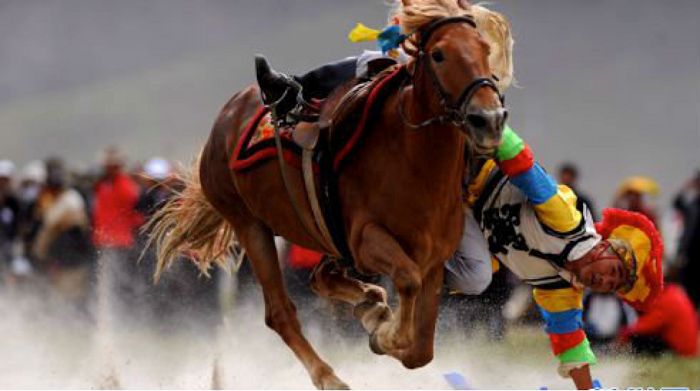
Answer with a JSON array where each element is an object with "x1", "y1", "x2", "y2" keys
[{"x1": 0, "y1": 0, "x2": 698, "y2": 209}]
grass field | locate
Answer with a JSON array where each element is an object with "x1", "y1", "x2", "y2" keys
[{"x1": 496, "y1": 325, "x2": 700, "y2": 389}]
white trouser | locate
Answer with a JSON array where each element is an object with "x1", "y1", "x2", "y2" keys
[{"x1": 444, "y1": 209, "x2": 493, "y2": 295}]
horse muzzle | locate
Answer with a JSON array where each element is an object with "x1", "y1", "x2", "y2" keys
[{"x1": 462, "y1": 106, "x2": 508, "y2": 155}]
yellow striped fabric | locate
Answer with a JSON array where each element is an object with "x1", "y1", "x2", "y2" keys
[
  {"x1": 533, "y1": 287, "x2": 583, "y2": 312},
  {"x1": 533, "y1": 185, "x2": 582, "y2": 233}
]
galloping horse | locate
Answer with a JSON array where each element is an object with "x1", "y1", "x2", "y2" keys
[{"x1": 149, "y1": 0, "x2": 506, "y2": 388}]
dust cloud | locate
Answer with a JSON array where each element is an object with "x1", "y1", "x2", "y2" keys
[{"x1": 0, "y1": 273, "x2": 629, "y2": 390}]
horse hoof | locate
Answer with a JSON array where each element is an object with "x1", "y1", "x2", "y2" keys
[
  {"x1": 369, "y1": 333, "x2": 386, "y2": 356},
  {"x1": 354, "y1": 301, "x2": 391, "y2": 334},
  {"x1": 316, "y1": 372, "x2": 350, "y2": 390},
  {"x1": 313, "y1": 365, "x2": 350, "y2": 390},
  {"x1": 322, "y1": 378, "x2": 350, "y2": 390},
  {"x1": 364, "y1": 285, "x2": 387, "y2": 304}
]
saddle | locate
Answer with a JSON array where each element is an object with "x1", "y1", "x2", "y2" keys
[
  {"x1": 295, "y1": 60, "x2": 403, "y2": 152},
  {"x1": 229, "y1": 64, "x2": 408, "y2": 260}
]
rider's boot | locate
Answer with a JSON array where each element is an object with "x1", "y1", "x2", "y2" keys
[{"x1": 255, "y1": 54, "x2": 303, "y2": 121}]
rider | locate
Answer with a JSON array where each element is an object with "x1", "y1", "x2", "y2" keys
[{"x1": 445, "y1": 126, "x2": 664, "y2": 389}]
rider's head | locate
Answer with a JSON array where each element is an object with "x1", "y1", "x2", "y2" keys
[
  {"x1": 566, "y1": 209, "x2": 664, "y2": 311},
  {"x1": 565, "y1": 239, "x2": 632, "y2": 293}
]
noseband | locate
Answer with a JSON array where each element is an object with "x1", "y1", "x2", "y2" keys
[{"x1": 399, "y1": 16, "x2": 504, "y2": 129}]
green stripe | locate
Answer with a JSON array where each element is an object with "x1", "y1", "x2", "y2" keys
[
  {"x1": 496, "y1": 124, "x2": 524, "y2": 161},
  {"x1": 557, "y1": 338, "x2": 597, "y2": 365}
]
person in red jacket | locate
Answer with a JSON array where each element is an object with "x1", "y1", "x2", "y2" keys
[
  {"x1": 92, "y1": 146, "x2": 142, "y2": 249},
  {"x1": 619, "y1": 283, "x2": 699, "y2": 357},
  {"x1": 92, "y1": 146, "x2": 145, "y2": 326}
]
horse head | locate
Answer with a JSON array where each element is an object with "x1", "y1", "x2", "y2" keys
[{"x1": 400, "y1": 0, "x2": 507, "y2": 155}]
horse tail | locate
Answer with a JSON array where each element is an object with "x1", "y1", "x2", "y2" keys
[{"x1": 145, "y1": 149, "x2": 239, "y2": 282}]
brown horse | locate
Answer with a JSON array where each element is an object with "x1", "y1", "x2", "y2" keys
[{"x1": 149, "y1": 0, "x2": 506, "y2": 388}]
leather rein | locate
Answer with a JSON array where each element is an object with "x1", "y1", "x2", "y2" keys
[{"x1": 398, "y1": 16, "x2": 504, "y2": 130}]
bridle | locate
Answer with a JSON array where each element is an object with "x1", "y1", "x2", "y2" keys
[{"x1": 398, "y1": 16, "x2": 504, "y2": 130}]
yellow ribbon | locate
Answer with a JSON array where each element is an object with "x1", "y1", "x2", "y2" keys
[{"x1": 348, "y1": 23, "x2": 381, "y2": 43}]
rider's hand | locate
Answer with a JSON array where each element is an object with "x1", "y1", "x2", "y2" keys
[{"x1": 569, "y1": 364, "x2": 594, "y2": 390}]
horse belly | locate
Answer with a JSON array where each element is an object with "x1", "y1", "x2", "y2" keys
[{"x1": 232, "y1": 162, "x2": 329, "y2": 254}]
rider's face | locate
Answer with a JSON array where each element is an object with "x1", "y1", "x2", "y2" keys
[{"x1": 567, "y1": 241, "x2": 629, "y2": 293}]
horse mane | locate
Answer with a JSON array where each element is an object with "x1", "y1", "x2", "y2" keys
[
  {"x1": 393, "y1": 0, "x2": 468, "y2": 34},
  {"x1": 390, "y1": 0, "x2": 515, "y2": 91}
]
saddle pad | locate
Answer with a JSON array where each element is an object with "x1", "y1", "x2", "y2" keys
[{"x1": 229, "y1": 106, "x2": 302, "y2": 172}]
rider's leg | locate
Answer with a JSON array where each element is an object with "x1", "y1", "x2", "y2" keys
[
  {"x1": 443, "y1": 209, "x2": 493, "y2": 294},
  {"x1": 295, "y1": 57, "x2": 358, "y2": 100},
  {"x1": 255, "y1": 55, "x2": 358, "y2": 121}
]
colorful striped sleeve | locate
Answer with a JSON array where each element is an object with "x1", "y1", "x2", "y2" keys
[
  {"x1": 533, "y1": 287, "x2": 597, "y2": 378},
  {"x1": 496, "y1": 125, "x2": 582, "y2": 233}
]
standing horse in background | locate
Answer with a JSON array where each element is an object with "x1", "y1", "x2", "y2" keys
[{"x1": 148, "y1": 0, "x2": 506, "y2": 388}]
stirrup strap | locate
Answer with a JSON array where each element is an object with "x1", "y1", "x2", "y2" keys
[{"x1": 303, "y1": 149, "x2": 341, "y2": 256}]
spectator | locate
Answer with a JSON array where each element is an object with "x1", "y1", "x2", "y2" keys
[
  {"x1": 92, "y1": 146, "x2": 144, "y2": 319},
  {"x1": 672, "y1": 170, "x2": 700, "y2": 307},
  {"x1": 32, "y1": 158, "x2": 93, "y2": 303},
  {"x1": 0, "y1": 160, "x2": 20, "y2": 274},
  {"x1": 613, "y1": 176, "x2": 659, "y2": 227},
  {"x1": 16, "y1": 160, "x2": 47, "y2": 260},
  {"x1": 558, "y1": 162, "x2": 597, "y2": 220},
  {"x1": 619, "y1": 283, "x2": 699, "y2": 358},
  {"x1": 93, "y1": 147, "x2": 143, "y2": 250}
]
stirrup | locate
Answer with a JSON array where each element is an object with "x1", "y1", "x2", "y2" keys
[{"x1": 288, "y1": 96, "x2": 321, "y2": 123}]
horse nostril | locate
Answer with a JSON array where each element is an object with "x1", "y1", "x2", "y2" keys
[{"x1": 467, "y1": 114, "x2": 488, "y2": 129}]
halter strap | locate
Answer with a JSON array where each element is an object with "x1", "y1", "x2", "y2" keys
[
  {"x1": 399, "y1": 15, "x2": 504, "y2": 130},
  {"x1": 419, "y1": 16, "x2": 477, "y2": 49}
]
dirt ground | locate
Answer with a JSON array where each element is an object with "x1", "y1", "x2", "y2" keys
[{"x1": 0, "y1": 281, "x2": 697, "y2": 389}]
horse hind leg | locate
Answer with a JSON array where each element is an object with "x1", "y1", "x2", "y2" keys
[
  {"x1": 219, "y1": 205, "x2": 349, "y2": 390},
  {"x1": 161, "y1": 150, "x2": 348, "y2": 389},
  {"x1": 309, "y1": 257, "x2": 392, "y2": 335}
]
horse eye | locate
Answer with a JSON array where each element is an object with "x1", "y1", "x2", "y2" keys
[{"x1": 431, "y1": 50, "x2": 445, "y2": 63}]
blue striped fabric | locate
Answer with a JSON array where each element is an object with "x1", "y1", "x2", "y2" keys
[
  {"x1": 538, "y1": 307, "x2": 583, "y2": 334},
  {"x1": 510, "y1": 163, "x2": 558, "y2": 205}
]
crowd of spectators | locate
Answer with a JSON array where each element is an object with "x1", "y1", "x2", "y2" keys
[{"x1": 0, "y1": 147, "x2": 219, "y2": 328}]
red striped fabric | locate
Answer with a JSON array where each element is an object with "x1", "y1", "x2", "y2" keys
[
  {"x1": 548, "y1": 329, "x2": 586, "y2": 355},
  {"x1": 498, "y1": 144, "x2": 534, "y2": 177}
]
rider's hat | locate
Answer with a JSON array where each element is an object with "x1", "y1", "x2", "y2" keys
[{"x1": 595, "y1": 208, "x2": 664, "y2": 311}]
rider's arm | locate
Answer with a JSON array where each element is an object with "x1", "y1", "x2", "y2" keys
[
  {"x1": 444, "y1": 209, "x2": 493, "y2": 295},
  {"x1": 495, "y1": 126, "x2": 582, "y2": 233},
  {"x1": 533, "y1": 287, "x2": 597, "y2": 383}
]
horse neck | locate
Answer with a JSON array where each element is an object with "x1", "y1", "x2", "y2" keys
[{"x1": 397, "y1": 70, "x2": 467, "y2": 190}]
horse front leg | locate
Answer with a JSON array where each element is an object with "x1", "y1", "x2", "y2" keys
[
  {"x1": 398, "y1": 264, "x2": 443, "y2": 369},
  {"x1": 355, "y1": 223, "x2": 422, "y2": 359}
]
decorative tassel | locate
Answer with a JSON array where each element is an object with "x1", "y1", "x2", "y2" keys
[{"x1": 348, "y1": 23, "x2": 381, "y2": 43}]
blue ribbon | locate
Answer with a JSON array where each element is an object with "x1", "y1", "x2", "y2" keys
[{"x1": 378, "y1": 25, "x2": 406, "y2": 53}]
